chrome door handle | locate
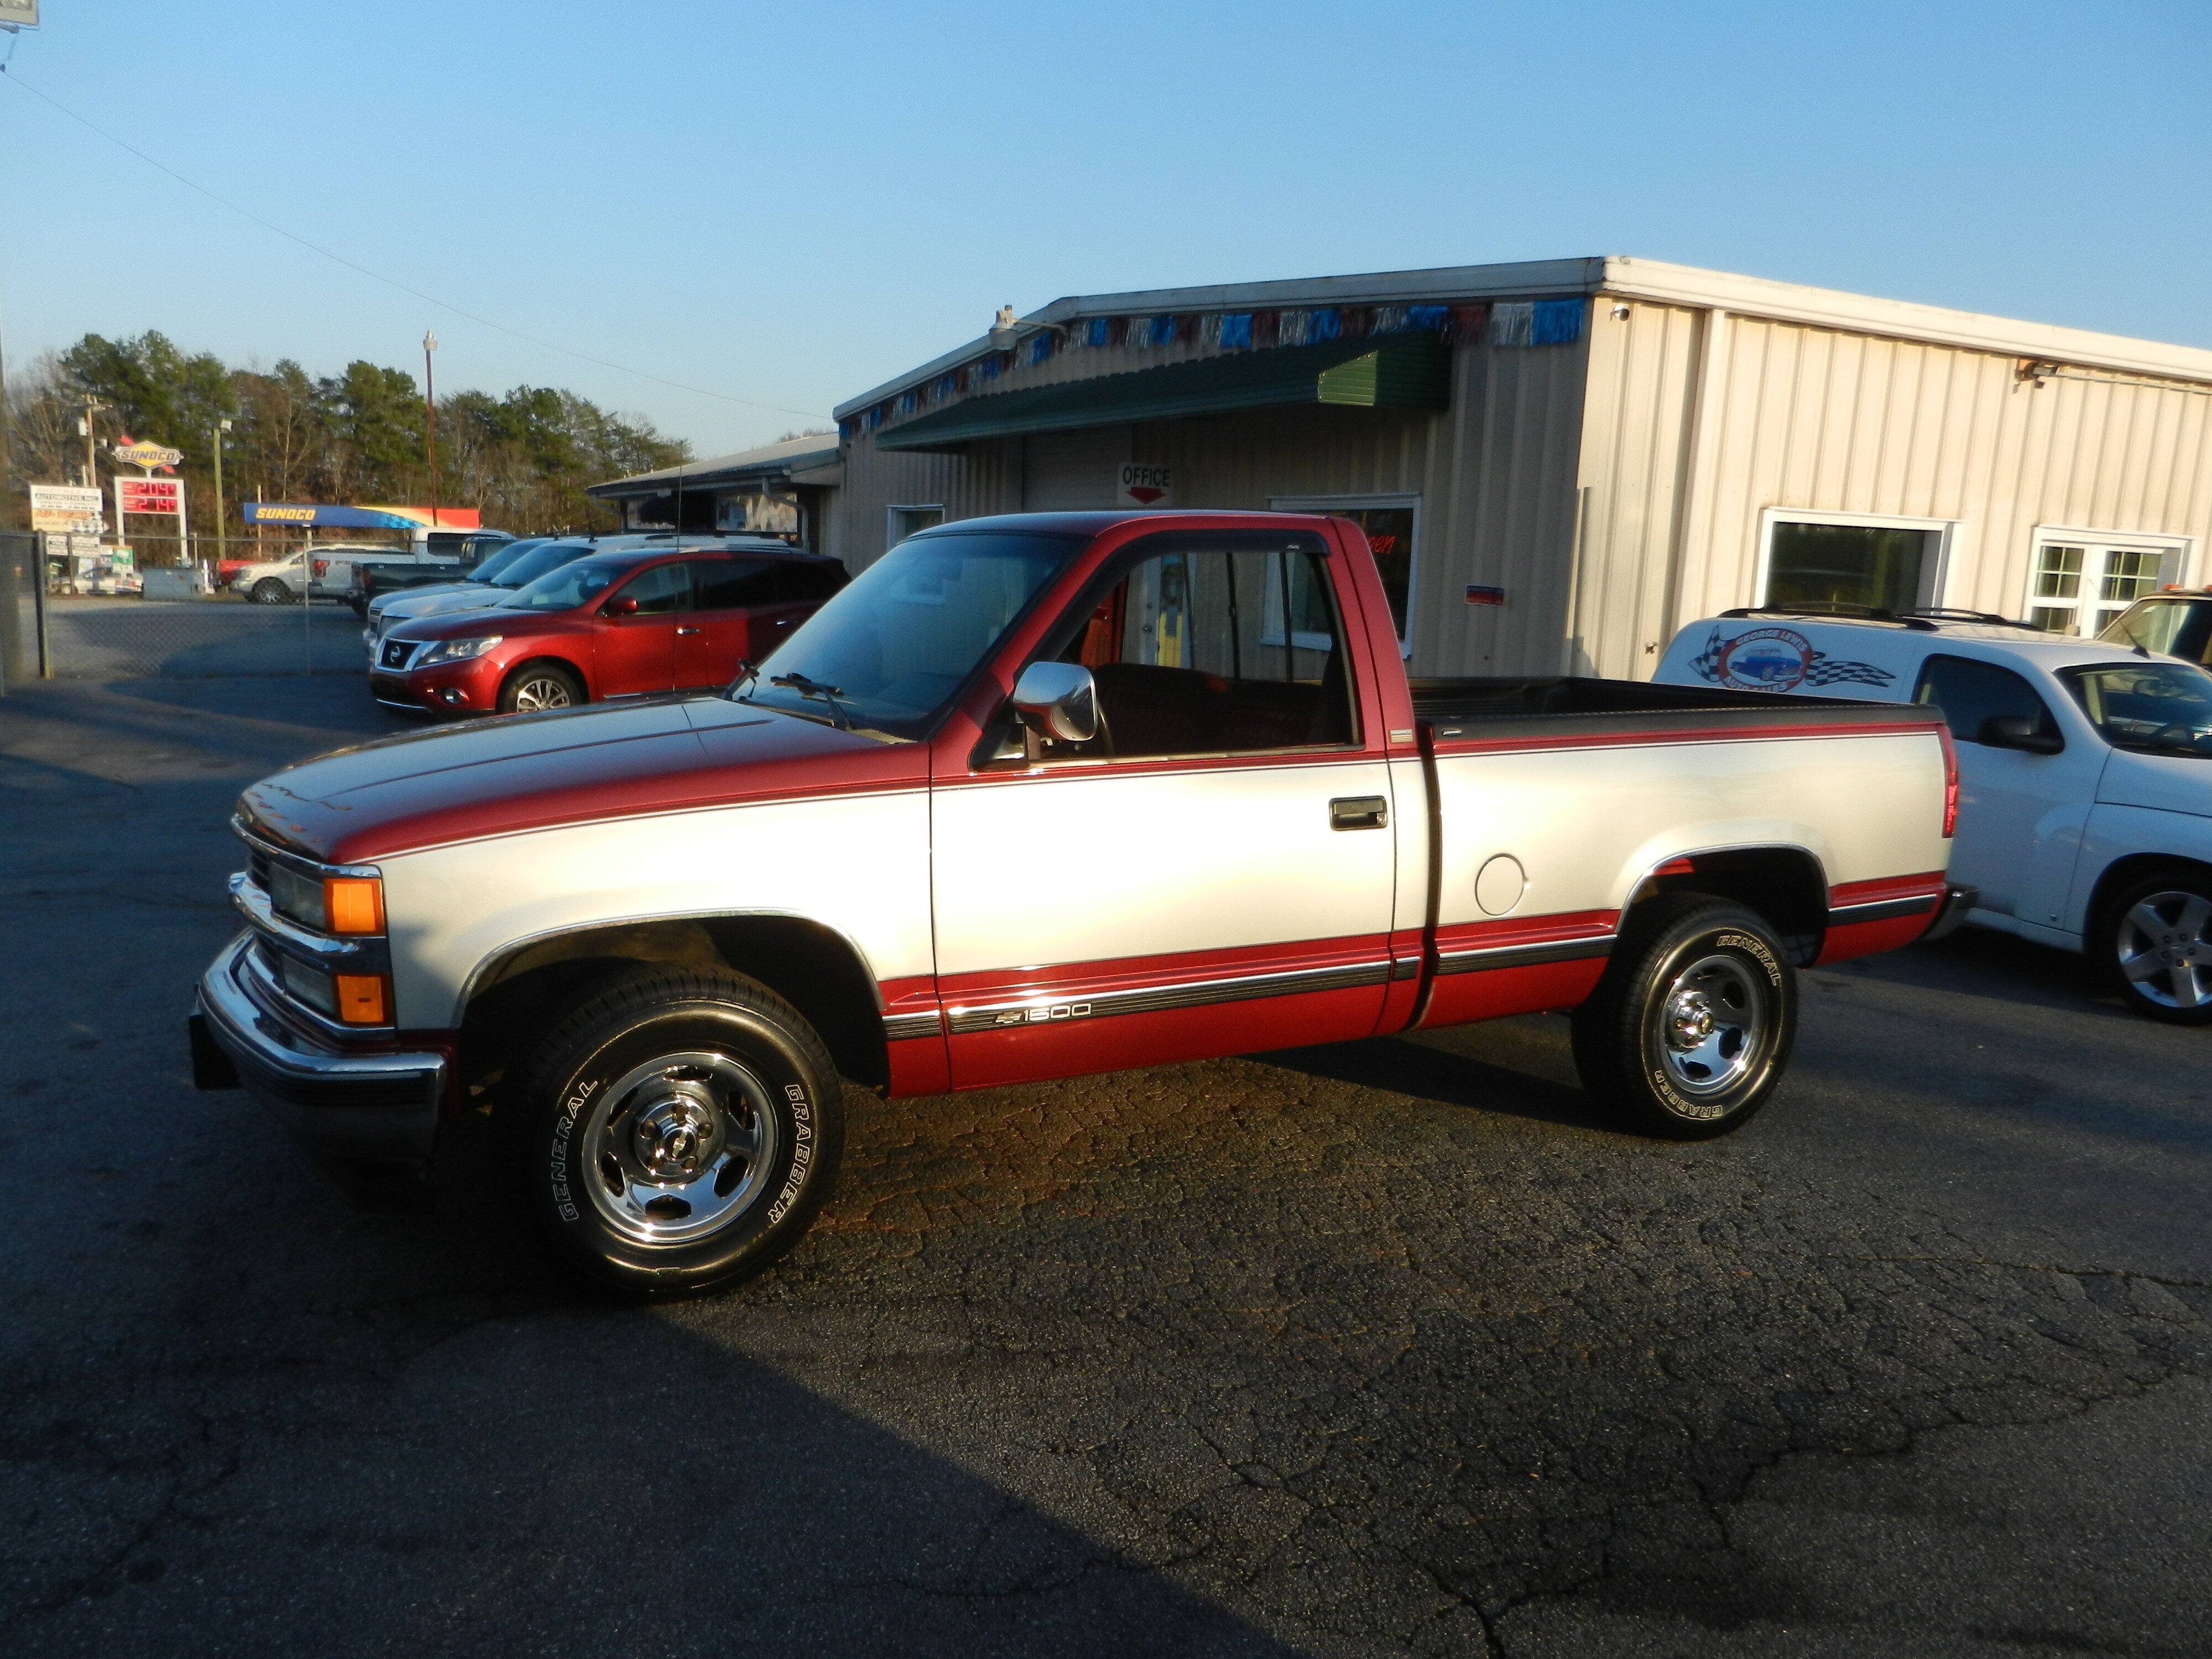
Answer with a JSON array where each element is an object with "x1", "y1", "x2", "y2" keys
[
  {"x1": 1329, "y1": 796, "x2": 1388, "y2": 830},
  {"x1": 676, "y1": 626, "x2": 701, "y2": 635}
]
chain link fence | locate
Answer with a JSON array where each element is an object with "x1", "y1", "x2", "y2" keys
[{"x1": 27, "y1": 530, "x2": 371, "y2": 682}]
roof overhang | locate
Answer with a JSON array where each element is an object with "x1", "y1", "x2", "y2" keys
[
  {"x1": 874, "y1": 333, "x2": 1451, "y2": 452},
  {"x1": 587, "y1": 438, "x2": 839, "y2": 501}
]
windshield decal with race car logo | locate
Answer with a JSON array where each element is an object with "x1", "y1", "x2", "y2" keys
[{"x1": 1686, "y1": 626, "x2": 1897, "y2": 692}]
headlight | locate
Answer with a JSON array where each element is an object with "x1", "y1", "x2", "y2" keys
[{"x1": 418, "y1": 635, "x2": 503, "y2": 664}]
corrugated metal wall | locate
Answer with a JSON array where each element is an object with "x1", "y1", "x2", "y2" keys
[
  {"x1": 1578, "y1": 301, "x2": 2212, "y2": 676},
  {"x1": 831, "y1": 328, "x2": 1596, "y2": 678}
]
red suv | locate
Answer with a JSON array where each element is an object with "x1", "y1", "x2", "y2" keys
[{"x1": 370, "y1": 542, "x2": 847, "y2": 714}]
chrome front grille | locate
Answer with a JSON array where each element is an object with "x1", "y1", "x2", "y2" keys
[{"x1": 379, "y1": 638, "x2": 420, "y2": 670}]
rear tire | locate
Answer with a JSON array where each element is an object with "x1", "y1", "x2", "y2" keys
[
  {"x1": 504, "y1": 966, "x2": 844, "y2": 1297},
  {"x1": 2103, "y1": 870, "x2": 2212, "y2": 1024},
  {"x1": 249, "y1": 578, "x2": 293, "y2": 606},
  {"x1": 1571, "y1": 895, "x2": 1797, "y2": 1139},
  {"x1": 498, "y1": 661, "x2": 584, "y2": 713}
]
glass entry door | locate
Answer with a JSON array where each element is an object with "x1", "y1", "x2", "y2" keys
[{"x1": 2028, "y1": 538, "x2": 2180, "y2": 636}]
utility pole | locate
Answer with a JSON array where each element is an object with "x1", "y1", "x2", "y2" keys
[
  {"x1": 422, "y1": 331, "x2": 439, "y2": 526},
  {"x1": 79, "y1": 397, "x2": 102, "y2": 489},
  {"x1": 212, "y1": 417, "x2": 231, "y2": 573}
]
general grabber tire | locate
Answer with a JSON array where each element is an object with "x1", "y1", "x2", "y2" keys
[
  {"x1": 1570, "y1": 894, "x2": 1798, "y2": 1140},
  {"x1": 505, "y1": 966, "x2": 844, "y2": 1296}
]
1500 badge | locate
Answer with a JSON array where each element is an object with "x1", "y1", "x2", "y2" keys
[{"x1": 995, "y1": 1001, "x2": 1094, "y2": 1025}]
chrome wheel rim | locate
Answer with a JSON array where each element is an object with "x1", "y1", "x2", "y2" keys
[
  {"x1": 2116, "y1": 889, "x2": 2212, "y2": 1010},
  {"x1": 1652, "y1": 951, "x2": 1766, "y2": 1097},
  {"x1": 580, "y1": 1050, "x2": 780, "y2": 1246},
  {"x1": 511, "y1": 674, "x2": 574, "y2": 712}
]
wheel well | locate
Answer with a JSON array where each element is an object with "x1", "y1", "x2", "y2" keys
[
  {"x1": 457, "y1": 916, "x2": 888, "y2": 1105},
  {"x1": 1629, "y1": 847, "x2": 1829, "y2": 966},
  {"x1": 2083, "y1": 854, "x2": 2212, "y2": 939},
  {"x1": 500, "y1": 656, "x2": 587, "y2": 698}
]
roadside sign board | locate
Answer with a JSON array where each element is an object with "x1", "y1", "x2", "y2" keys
[
  {"x1": 29, "y1": 484, "x2": 107, "y2": 535},
  {"x1": 0, "y1": 1, "x2": 38, "y2": 32},
  {"x1": 1117, "y1": 463, "x2": 1173, "y2": 508}
]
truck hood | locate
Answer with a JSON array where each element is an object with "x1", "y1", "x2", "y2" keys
[{"x1": 239, "y1": 696, "x2": 926, "y2": 864}]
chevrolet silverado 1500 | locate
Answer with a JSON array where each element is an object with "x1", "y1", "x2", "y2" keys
[{"x1": 192, "y1": 512, "x2": 1965, "y2": 1294}]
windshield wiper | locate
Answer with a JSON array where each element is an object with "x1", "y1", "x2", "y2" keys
[{"x1": 768, "y1": 671, "x2": 853, "y2": 730}]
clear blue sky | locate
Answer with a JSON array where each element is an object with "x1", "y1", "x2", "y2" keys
[{"x1": 2, "y1": 0, "x2": 2206, "y2": 458}]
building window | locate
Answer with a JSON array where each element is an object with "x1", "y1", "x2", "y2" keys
[
  {"x1": 1761, "y1": 517, "x2": 1944, "y2": 614},
  {"x1": 1268, "y1": 493, "x2": 1420, "y2": 653},
  {"x1": 886, "y1": 504, "x2": 946, "y2": 547},
  {"x1": 2026, "y1": 534, "x2": 2188, "y2": 637}
]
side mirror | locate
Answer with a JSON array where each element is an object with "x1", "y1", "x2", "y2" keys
[
  {"x1": 1010, "y1": 660, "x2": 1099, "y2": 744},
  {"x1": 1976, "y1": 713, "x2": 2063, "y2": 754},
  {"x1": 603, "y1": 594, "x2": 639, "y2": 617}
]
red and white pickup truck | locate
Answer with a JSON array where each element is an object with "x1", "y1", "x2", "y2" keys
[{"x1": 191, "y1": 511, "x2": 1968, "y2": 1294}]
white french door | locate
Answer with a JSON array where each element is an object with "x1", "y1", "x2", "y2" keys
[{"x1": 2027, "y1": 533, "x2": 2190, "y2": 638}]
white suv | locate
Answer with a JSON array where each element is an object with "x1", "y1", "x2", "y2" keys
[{"x1": 1657, "y1": 608, "x2": 2212, "y2": 1022}]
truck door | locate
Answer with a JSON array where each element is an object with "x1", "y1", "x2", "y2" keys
[
  {"x1": 592, "y1": 562, "x2": 688, "y2": 697},
  {"x1": 1913, "y1": 654, "x2": 2098, "y2": 919},
  {"x1": 931, "y1": 533, "x2": 1397, "y2": 1089}
]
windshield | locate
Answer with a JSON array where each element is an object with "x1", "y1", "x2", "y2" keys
[
  {"x1": 494, "y1": 541, "x2": 597, "y2": 594},
  {"x1": 465, "y1": 539, "x2": 540, "y2": 585},
  {"x1": 734, "y1": 530, "x2": 1079, "y2": 738},
  {"x1": 2099, "y1": 598, "x2": 2201, "y2": 658},
  {"x1": 2064, "y1": 660, "x2": 2212, "y2": 757},
  {"x1": 502, "y1": 554, "x2": 629, "y2": 612}
]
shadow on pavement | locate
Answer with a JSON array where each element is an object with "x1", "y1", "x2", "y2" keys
[{"x1": 1254, "y1": 1014, "x2": 1618, "y2": 1136}]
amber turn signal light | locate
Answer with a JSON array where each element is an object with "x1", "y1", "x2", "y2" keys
[
  {"x1": 333, "y1": 974, "x2": 390, "y2": 1026},
  {"x1": 324, "y1": 877, "x2": 385, "y2": 935}
]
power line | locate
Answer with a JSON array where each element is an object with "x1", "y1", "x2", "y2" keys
[{"x1": 0, "y1": 67, "x2": 832, "y2": 424}]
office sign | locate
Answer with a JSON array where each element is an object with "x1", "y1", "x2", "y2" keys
[
  {"x1": 1117, "y1": 463, "x2": 1173, "y2": 508},
  {"x1": 29, "y1": 484, "x2": 106, "y2": 535}
]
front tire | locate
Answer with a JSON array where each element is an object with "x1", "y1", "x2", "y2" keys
[
  {"x1": 498, "y1": 661, "x2": 584, "y2": 713},
  {"x1": 505, "y1": 966, "x2": 844, "y2": 1296},
  {"x1": 1571, "y1": 895, "x2": 1797, "y2": 1139},
  {"x1": 249, "y1": 578, "x2": 293, "y2": 606},
  {"x1": 2104, "y1": 870, "x2": 2212, "y2": 1024}
]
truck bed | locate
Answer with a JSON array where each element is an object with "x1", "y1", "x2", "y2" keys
[{"x1": 1409, "y1": 676, "x2": 1929, "y2": 744}]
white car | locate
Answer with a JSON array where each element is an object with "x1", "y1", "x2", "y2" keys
[{"x1": 1657, "y1": 609, "x2": 2212, "y2": 1021}]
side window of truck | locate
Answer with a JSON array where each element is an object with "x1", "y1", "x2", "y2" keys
[
  {"x1": 1046, "y1": 542, "x2": 1356, "y2": 759},
  {"x1": 1914, "y1": 654, "x2": 2058, "y2": 745}
]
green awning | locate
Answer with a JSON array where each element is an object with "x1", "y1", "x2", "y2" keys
[{"x1": 874, "y1": 333, "x2": 1451, "y2": 452}]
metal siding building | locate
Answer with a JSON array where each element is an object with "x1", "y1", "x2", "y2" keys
[{"x1": 822, "y1": 258, "x2": 2212, "y2": 677}]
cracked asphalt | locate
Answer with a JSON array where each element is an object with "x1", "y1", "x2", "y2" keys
[{"x1": 3, "y1": 675, "x2": 2209, "y2": 1657}]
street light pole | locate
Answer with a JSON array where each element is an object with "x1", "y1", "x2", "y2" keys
[
  {"x1": 212, "y1": 417, "x2": 231, "y2": 576},
  {"x1": 422, "y1": 331, "x2": 439, "y2": 527}
]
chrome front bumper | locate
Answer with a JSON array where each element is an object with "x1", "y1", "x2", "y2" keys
[{"x1": 192, "y1": 932, "x2": 447, "y2": 1164}]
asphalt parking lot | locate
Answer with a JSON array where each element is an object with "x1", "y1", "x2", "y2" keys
[{"x1": 2, "y1": 675, "x2": 2208, "y2": 1658}]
